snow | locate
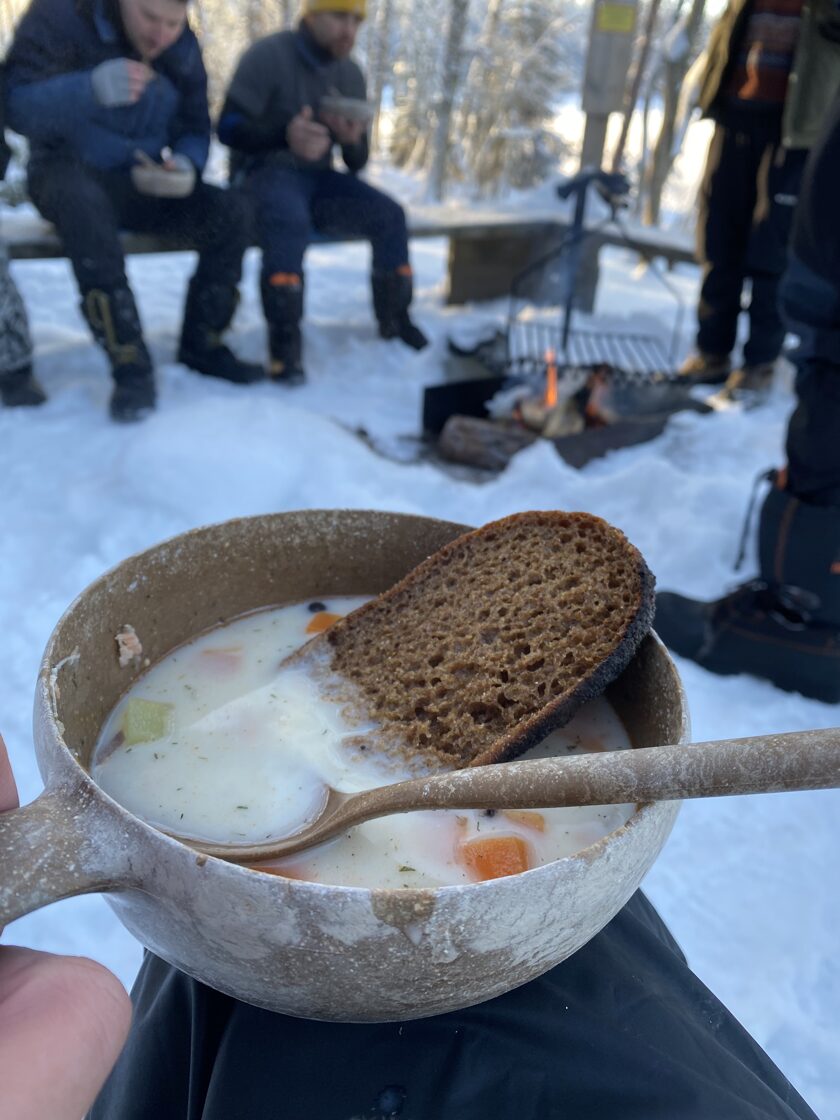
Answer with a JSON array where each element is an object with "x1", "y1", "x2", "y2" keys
[{"x1": 1, "y1": 209, "x2": 838, "y2": 1118}]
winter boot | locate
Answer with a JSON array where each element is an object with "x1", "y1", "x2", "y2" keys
[
  {"x1": 716, "y1": 360, "x2": 777, "y2": 404},
  {"x1": 677, "y1": 351, "x2": 731, "y2": 385},
  {"x1": 655, "y1": 482, "x2": 840, "y2": 701},
  {"x1": 372, "y1": 266, "x2": 429, "y2": 351},
  {"x1": 0, "y1": 364, "x2": 47, "y2": 407},
  {"x1": 178, "y1": 278, "x2": 264, "y2": 385},
  {"x1": 82, "y1": 286, "x2": 156, "y2": 423},
  {"x1": 261, "y1": 273, "x2": 306, "y2": 386}
]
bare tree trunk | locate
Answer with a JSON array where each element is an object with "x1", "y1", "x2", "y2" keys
[
  {"x1": 611, "y1": 0, "x2": 664, "y2": 173},
  {"x1": 642, "y1": 0, "x2": 705, "y2": 226},
  {"x1": 428, "y1": 0, "x2": 471, "y2": 201},
  {"x1": 368, "y1": 0, "x2": 393, "y2": 151}
]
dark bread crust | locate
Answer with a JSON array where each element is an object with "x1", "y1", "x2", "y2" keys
[{"x1": 322, "y1": 511, "x2": 655, "y2": 768}]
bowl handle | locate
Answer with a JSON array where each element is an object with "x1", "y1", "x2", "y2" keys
[{"x1": 0, "y1": 783, "x2": 133, "y2": 927}]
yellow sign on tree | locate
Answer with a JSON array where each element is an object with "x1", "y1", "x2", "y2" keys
[{"x1": 596, "y1": 2, "x2": 636, "y2": 34}]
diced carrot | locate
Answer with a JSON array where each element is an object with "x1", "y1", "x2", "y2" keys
[
  {"x1": 503, "y1": 810, "x2": 546, "y2": 832},
  {"x1": 305, "y1": 612, "x2": 343, "y2": 634},
  {"x1": 200, "y1": 646, "x2": 243, "y2": 674},
  {"x1": 458, "y1": 835, "x2": 532, "y2": 881}
]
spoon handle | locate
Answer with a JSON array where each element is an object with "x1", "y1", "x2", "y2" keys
[{"x1": 350, "y1": 727, "x2": 840, "y2": 822}]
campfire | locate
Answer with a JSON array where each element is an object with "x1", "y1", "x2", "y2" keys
[{"x1": 425, "y1": 348, "x2": 710, "y2": 474}]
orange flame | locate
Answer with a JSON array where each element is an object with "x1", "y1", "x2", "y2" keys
[{"x1": 544, "y1": 349, "x2": 558, "y2": 408}]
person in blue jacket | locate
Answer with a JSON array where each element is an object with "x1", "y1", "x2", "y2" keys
[{"x1": 3, "y1": 0, "x2": 264, "y2": 422}]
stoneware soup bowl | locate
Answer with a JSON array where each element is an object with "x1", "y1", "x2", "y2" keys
[{"x1": 0, "y1": 509, "x2": 689, "y2": 1022}]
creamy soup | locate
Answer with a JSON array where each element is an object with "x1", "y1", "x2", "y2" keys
[{"x1": 92, "y1": 599, "x2": 636, "y2": 888}]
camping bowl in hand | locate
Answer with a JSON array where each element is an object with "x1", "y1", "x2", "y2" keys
[{"x1": 0, "y1": 509, "x2": 688, "y2": 1022}]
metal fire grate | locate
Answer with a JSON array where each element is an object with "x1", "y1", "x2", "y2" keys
[
  {"x1": 506, "y1": 323, "x2": 673, "y2": 382},
  {"x1": 503, "y1": 170, "x2": 687, "y2": 388}
]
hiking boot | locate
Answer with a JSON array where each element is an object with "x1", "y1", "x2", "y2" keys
[
  {"x1": 261, "y1": 273, "x2": 306, "y2": 386},
  {"x1": 716, "y1": 361, "x2": 777, "y2": 403},
  {"x1": 0, "y1": 365, "x2": 47, "y2": 407},
  {"x1": 372, "y1": 267, "x2": 429, "y2": 351},
  {"x1": 178, "y1": 278, "x2": 264, "y2": 385},
  {"x1": 655, "y1": 485, "x2": 840, "y2": 702},
  {"x1": 82, "y1": 285, "x2": 157, "y2": 423},
  {"x1": 110, "y1": 366, "x2": 156, "y2": 423},
  {"x1": 677, "y1": 351, "x2": 731, "y2": 385}
]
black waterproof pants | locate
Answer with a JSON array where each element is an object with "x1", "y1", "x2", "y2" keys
[
  {"x1": 88, "y1": 892, "x2": 817, "y2": 1120},
  {"x1": 778, "y1": 92, "x2": 840, "y2": 506},
  {"x1": 696, "y1": 110, "x2": 806, "y2": 366},
  {"x1": 27, "y1": 159, "x2": 251, "y2": 296}
]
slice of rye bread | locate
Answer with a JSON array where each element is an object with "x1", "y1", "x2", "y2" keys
[{"x1": 303, "y1": 510, "x2": 655, "y2": 768}]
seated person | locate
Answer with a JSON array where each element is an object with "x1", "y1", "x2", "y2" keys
[
  {"x1": 0, "y1": 92, "x2": 45, "y2": 409},
  {"x1": 3, "y1": 0, "x2": 263, "y2": 423},
  {"x1": 218, "y1": 0, "x2": 427, "y2": 386}
]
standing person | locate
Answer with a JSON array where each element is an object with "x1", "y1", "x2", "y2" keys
[
  {"x1": 656, "y1": 88, "x2": 840, "y2": 703},
  {"x1": 0, "y1": 70, "x2": 45, "y2": 409},
  {"x1": 678, "y1": 0, "x2": 840, "y2": 396},
  {"x1": 3, "y1": 0, "x2": 264, "y2": 424},
  {"x1": 218, "y1": 0, "x2": 428, "y2": 386}
]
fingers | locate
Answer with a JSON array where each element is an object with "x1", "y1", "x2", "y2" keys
[
  {"x1": 125, "y1": 60, "x2": 153, "y2": 100},
  {"x1": 0, "y1": 948, "x2": 131, "y2": 1120},
  {"x1": 287, "y1": 108, "x2": 332, "y2": 161}
]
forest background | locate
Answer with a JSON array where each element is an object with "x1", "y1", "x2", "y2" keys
[{"x1": 0, "y1": 0, "x2": 719, "y2": 220}]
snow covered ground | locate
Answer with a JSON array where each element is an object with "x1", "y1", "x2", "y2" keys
[{"x1": 1, "y1": 214, "x2": 838, "y2": 1117}]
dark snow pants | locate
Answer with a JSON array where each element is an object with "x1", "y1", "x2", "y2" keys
[
  {"x1": 88, "y1": 891, "x2": 817, "y2": 1120},
  {"x1": 0, "y1": 241, "x2": 33, "y2": 375},
  {"x1": 27, "y1": 159, "x2": 250, "y2": 296},
  {"x1": 775, "y1": 89, "x2": 840, "y2": 507},
  {"x1": 779, "y1": 255, "x2": 840, "y2": 505},
  {"x1": 247, "y1": 165, "x2": 410, "y2": 281},
  {"x1": 696, "y1": 111, "x2": 807, "y2": 366}
]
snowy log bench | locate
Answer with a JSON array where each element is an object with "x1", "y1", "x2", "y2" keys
[{"x1": 2, "y1": 206, "x2": 695, "y2": 307}]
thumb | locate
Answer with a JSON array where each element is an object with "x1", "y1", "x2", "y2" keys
[{"x1": 300, "y1": 105, "x2": 313, "y2": 121}]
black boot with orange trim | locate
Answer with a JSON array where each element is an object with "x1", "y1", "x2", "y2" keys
[
  {"x1": 261, "y1": 272, "x2": 306, "y2": 386},
  {"x1": 372, "y1": 266, "x2": 428, "y2": 351},
  {"x1": 655, "y1": 476, "x2": 840, "y2": 702}
]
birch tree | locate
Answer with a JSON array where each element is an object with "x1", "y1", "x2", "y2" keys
[{"x1": 427, "y1": 0, "x2": 471, "y2": 200}]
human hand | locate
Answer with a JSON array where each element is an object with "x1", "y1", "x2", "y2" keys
[
  {"x1": 0, "y1": 734, "x2": 131, "y2": 1120},
  {"x1": 131, "y1": 150, "x2": 196, "y2": 197},
  {"x1": 286, "y1": 105, "x2": 332, "y2": 161},
  {"x1": 320, "y1": 111, "x2": 366, "y2": 147},
  {"x1": 91, "y1": 58, "x2": 154, "y2": 107}
]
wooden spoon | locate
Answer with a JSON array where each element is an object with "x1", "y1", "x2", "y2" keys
[{"x1": 170, "y1": 727, "x2": 840, "y2": 864}]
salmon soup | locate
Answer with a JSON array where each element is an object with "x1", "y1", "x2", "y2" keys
[{"x1": 92, "y1": 599, "x2": 636, "y2": 888}]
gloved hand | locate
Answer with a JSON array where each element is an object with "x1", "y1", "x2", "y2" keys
[
  {"x1": 131, "y1": 151, "x2": 196, "y2": 198},
  {"x1": 91, "y1": 58, "x2": 153, "y2": 107}
]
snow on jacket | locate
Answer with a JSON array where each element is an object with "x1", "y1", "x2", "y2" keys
[
  {"x1": 218, "y1": 23, "x2": 368, "y2": 179},
  {"x1": 3, "y1": 0, "x2": 210, "y2": 173},
  {"x1": 696, "y1": 0, "x2": 840, "y2": 149}
]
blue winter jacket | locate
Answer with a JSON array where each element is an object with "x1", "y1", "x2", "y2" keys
[{"x1": 3, "y1": 0, "x2": 210, "y2": 173}]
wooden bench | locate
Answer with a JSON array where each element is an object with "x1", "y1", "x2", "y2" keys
[{"x1": 2, "y1": 204, "x2": 696, "y2": 307}]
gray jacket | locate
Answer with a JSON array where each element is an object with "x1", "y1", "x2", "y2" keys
[{"x1": 219, "y1": 25, "x2": 368, "y2": 176}]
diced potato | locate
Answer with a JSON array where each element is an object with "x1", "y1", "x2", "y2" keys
[
  {"x1": 120, "y1": 698, "x2": 173, "y2": 745},
  {"x1": 458, "y1": 835, "x2": 532, "y2": 881},
  {"x1": 305, "y1": 612, "x2": 343, "y2": 634},
  {"x1": 502, "y1": 810, "x2": 546, "y2": 832}
]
